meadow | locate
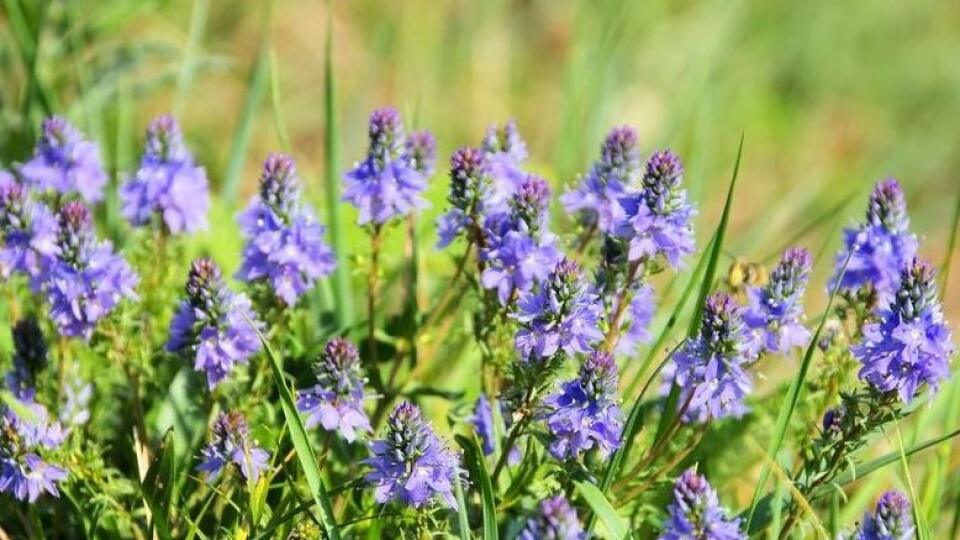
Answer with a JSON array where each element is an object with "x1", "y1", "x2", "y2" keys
[{"x1": 0, "y1": 1, "x2": 959, "y2": 538}]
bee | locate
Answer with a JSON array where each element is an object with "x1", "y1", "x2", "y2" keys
[{"x1": 727, "y1": 259, "x2": 768, "y2": 299}]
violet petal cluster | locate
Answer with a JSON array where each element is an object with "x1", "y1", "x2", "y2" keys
[
  {"x1": 167, "y1": 258, "x2": 262, "y2": 389},
  {"x1": 44, "y1": 202, "x2": 138, "y2": 340},
  {"x1": 197, "y1": 411, "x2": 270, "y2": 483},
  {"x1": 615, "y1": 150, "x2": 696, "y2": 267},
  {"x1": 615, "y1": 283, "x2": 656, "y2": 357},
  {"x1": 658, "y1": 469, "x2": 745, "y2": 540},
  {"x1": 663, "y1": 293, "x2": 753, "y2": 423},
  {"x1": 0, "y1": 403, "x2": 68, "y2": 503},
  {"x1": 471, "y1": 394, "x2": 520, "y2": 464},
  {"x1": 480, "y1": 120, "x2": 530, "y2": 213},
  {"x1": 480, "y1": 175, "x2": 560, "y2": 304},
  {"x1": 543, "y1": 351, "x2": 623, "y2": 461},
  {"x1": 120, "y1": 115, "x2": 209, "y2": 234},
  {"x1": 343, "y1": 108, "x2": 432, "y2": 225},
  {"x1": 0, "y1": 176, "x2": 58, "y2": 282},
  {"x1": 236, "y1": 154, "x2": 336, "y2": 305},
  {"x1": 853, "y1": 258, "x2": 955, "y2": 402},
  {"x1": 436, "y1": 147, "x2": 491, "y2": 248},
  {"x1": 519, "y1": 495, "x2": 586, "y2": 540},
  {"x1": 562, "y1": 126, "x2": 642, "y2": 232},
  {"x1": 743, "y1": 247, "x2": 812, "y2": 356},
  {"x1": 852, "y1": 490, "x2": 915, "y2": 540},
  {"x1": 830, "y1": 179, "x2": 918, "y2": 306},
  {"x1": 514, "y1": 258, "x2": 604, "y2": 361},
  {"x1": 296, "y1": 338, "x2": 371, "y2": 442},
  {"x1": 364, "y1": 401, "x2": 461, "y2": 509},
  {"x1": 19, "y1": 117, "x2": 108, "y2": 203}
]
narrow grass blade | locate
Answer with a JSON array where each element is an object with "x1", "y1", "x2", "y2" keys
[
  {"x1": 454, "y1": 470, "x2": 472, "y2": 539},
  {"x1": 575, "y1": 481, "x2": 627, "y2": 540},
  {"x1": 458, "y1": 435, "x2": 498, "y2": 540},
  {"x1": 173, "y1": 0, "x2": 209, "y2": 117},
  {"x1": 141, "y1": 428, "x2": 177, "y2": 540},
  {"x1": 939, "y1": 186, "x2": 960, "y2": 292},
  {"x1": 323, "y1": 0, "x2": 354, "y2": 327},
  {"x1": 252, "y1": 325, "x2": 341, "y2": 539},
  {"x1": 744, "y1": 252, "x2": 852, "y2": 530}
]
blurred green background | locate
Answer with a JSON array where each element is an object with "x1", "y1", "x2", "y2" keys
[{"x1": 2, "y1": 0, "x2": 960, "y2": 525}]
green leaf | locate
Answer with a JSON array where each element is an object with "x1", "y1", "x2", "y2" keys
[
  {"x1": 454, "y1": 469, "x2": 472, "y2": 540},
  {"x1": 141, "y1": 428, "x2": 177, "y2": 540},
  {"x1": 575, "y1": 481, "x2": 627, "y2": 540},
  {"x1": 458, "y1": 435, "x2": 498, "y2": 540},
  {"x1": 253, "y1": 323, "x2": 341, "y2": 540}
]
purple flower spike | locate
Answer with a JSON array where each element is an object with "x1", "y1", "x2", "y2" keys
[
  {"x1": 831, "y1": 179, "x2": 918, "y2": 306},
  {"x1": 744, "y1": 247, "x2": 812, "y2": 356},
  {"x1": 562, "y1": 126, "x2": 642, "y2": 232},
  {"x1": 0, "y1": 403, "x2": 67, "y2": 503},
  {"x1": 853, "y1": 490, "x2": 915, "y2": 540},
  {"x1": 663, "y1": 293, "x2": 753, "y2": 423},
  {"x1": 854, "y1": 258, "x2": 954, "y2": 402},
  {"x1": 45, "y1": 202, "x2": 138, "y2": 340},
  {"x1": 659, "y1": 469, "x2": 745, "y2": 540},
  {"x1": 19, "y1": 117, "x2": 108, "y2": 203},
  {"x1": 296, "y1": 338, "x2": 371, "y2": 442},
  {"x1": 236, "y1": 154, "x2": 336, "y2": 305},
  {"x1": 437, "y1": 146, "x2": 490, "y2": 248},
  {"x1": 519, "y1": 495, "x2": 586, "y2": 540},
  {"x1": 343, "y1": 108, "x2": 430, "y2": 225},
  {"x1": 615, "y1": 149, "x2": 696, "y2": 267},
  {"x1": 615, "y1": 283, "x2": 656, "y2": 357},
  {"x1": 364, "y1": 401, "x2": 461, "y2": 509},
  {"x1": 514, "y1": 258, "x2": 604, "y2": 361},
  {"x1": 471, "y1": 394, "x2": 521, "y2": 464},
  {"x1": 543, "y1": 351, "x2": 623, "y2": 461},
  {"x1": 481, "y1": 120, "x2": 530, "y2": 213},
  {"x1": 120, "y1": 115, "x2": 209, "y2": 234},
  {"x1": 0, "y1": 179, "x2": 58, "y2": 283},
  {"x1": 197, "y1": 411, "x2": 270, "y2": 483},
  {"x1": 168, "y1": 258, "x2": 262, "y2": 389},
  {"x1": 406, "y1": 130, "x2": 437, "y2": 177}
]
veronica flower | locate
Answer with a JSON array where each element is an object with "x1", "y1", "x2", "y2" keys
[
  {"x1": 296, "y1": 338, "x2": 370, "y2": 442},
  {"x1": 663, "y1": 293, "x2": 753, "y2": 423},
  {"x1": 543, "y1": 351, "x2": 623, "y2": 461},
  {"x1": 236, "y1": 154, "x2": 336, "y2": 305},
  {"x1": 830, "y1": 179, "x2": 918, "y2": 307},
  {"x1": 4, "y1": 319, "x2": 49, "y2": 402},
  {"x1": 743, "y1": 247, "x2": 812, "y2": 357},
  {"x1": 481, "y1": 120, "x2": 529, "y2": 213},
  {"x1": 44, "y1": 202, "x2": 138, "y2": 340},
  {"x1": 659, "y1": 469, "x2": 745, "y2": 540},
  {"x1": 19, "y1": 117, "x2": 107, "y2": 203},
  {"x1": 436, "y1": 147, "x2": 491, "y2": 248},
  {"x1": 0, "y1": 178, "x2": 58, "y2": 282},
  {"x1": 853, "y1": 258, "x2": 954, "y2": 402},
  {"x1": 470, "y1": 394, "x2": 521, "y2": 464},
  {"x1": 615, "y1": 283, "x2": 656, "y2": 357},
  {"x1": 562, "y1": 126, "x2": 642, "y2": 232},
  {"x1": 364, "y1": 401, "x2": 461, "y2": 509},
  {"x1": 120, "y1": 115, "x2": 209, "y2": 234},
  {"x1": 0, "y1": 403, "x2": 67, "y2": 503},
  {"x1": 519, "y1": 495, "x2": 586, "y2": 540},
  {"x1": 197, "y1": 411, "x2": 270, "y2": 483},
  {"x1": 406, "y1": 130, "x2": 437, "y2": 177},
  {"x1": 167, "y1": 258, "x2": 262, "y2": 389},
  {"x1": 851, "y1": 490, "x2": 915, "y2": 540},
  {"x1": 480, "y1": 175, "x2": 560, "y2": 304},
  {"x1": 515, "y1": 259, "x2": 604, "y2": 361},
  {"x1": 615, "y1": 150, "x2": 696, "y2": 267},
  {"x1": 343, "y1": 108, "x2": 432, "y2": 225}
]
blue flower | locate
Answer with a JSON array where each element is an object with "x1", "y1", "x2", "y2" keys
[
  {"x1": 436, "y1": 147, "x2": 491, "y2": 248},
  {"x1": 543, "y1": 351, "x2": 623, "y2": 461},
  {"x1": 44, "y1": 202, "x2": 138, "y2": 340},
  {"x1": 663, "y1": 293, "x2": 753, "y2": 423},
  {"x1": 515, "y1": 259, "x2": 604, "y2": 361},
  {"x1": 470, "y1": 393, "x2": 521, "y2": 464},
  {"x1": 615, "y1": 150, "x2": 696, "y2": 267},
  {"x1": 0, "y1": 177, "x2": 58, "y2": 283},
  {"x1": 830, "y1": 179, "x2": 917, "y2": 307},
  {"x1": 519, "y1": 495, "x2": 586, "y2": 540},
  {"x1": 120, "y1": 115, "x2": 209, "y2": 234},
  {"x1": 197, "y1": 411, "x2": 270, "y2": 483},
  {"x1": 167, "y1": 258, "x2": 262, "y2": 389},
  {"x1": 853, "y1": 258, "x2": 954, "y2": 402},
  {"x1": 615, "y1": 283, "x2": 656, "y2": 357},
  {"x1": 296, "y1": 338, "x2": 371, "y2": 443},
  {"x1": 562, "y1": 126, "x2": 642, "y2": 233},
  {"x1": 236, "y1": 154, "x2": 336, "y2": 305},
  {"x1": 659, "y1": 469, "x2": 745, "y2": 540},
  {"x1": 0, "y1": 403, "x2": 67, "y2": 503},
  {"x1": 364, "y1": 401, "x2": 461, "y2": 509},
  {"x1": 852, "y1": 490, "x2": 914, "y2": 540},
  {"x1": 481, "y1": 120, "x2": 530, "y2": 214},
  {"x1": 19, "y1": 117, "x2": 108, "y2": 203},
  {"x1": 343, "y1": 108, "x2": 432, "y2": 225},
  {"x1": 743, "y1": 247, "x2": 812, "y2": 356}
]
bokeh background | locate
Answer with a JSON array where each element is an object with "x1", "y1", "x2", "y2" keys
[{"x1": 2, "y1": 0, "x2": 960, "y2": 528}]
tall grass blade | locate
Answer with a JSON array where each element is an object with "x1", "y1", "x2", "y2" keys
[
  {"x1": 575, "y1": 480, "x2": 627, "y2": 539},
  {"x1": 173, "y1": 0, "x2": 209, "y2": 117},
  {"x1": 454, "y1": 470, "x2": 472, "y2": 539},
  {"x1": 141, "y1": 428, "x2": 177, "y2": 540},
  {"x1": 458, "y1": 435, "x2": 498, "y2": 540}
]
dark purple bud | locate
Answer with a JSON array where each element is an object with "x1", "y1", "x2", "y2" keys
[
  {"x1": 894, "y1": 258, "x2": 937, "y2": 321},
  {"x1": 580, "y1": 351, "x2": 618, "y2": 401},
  {"x1": 448, "y1": 146, "x2": 489, "y2": 212},
  {"x1": 144, "y1": 115, "x2": 188, "y2": 163},
  {"x1": 596, "y1": 126, "x2": 641, "y2": 184},
  {"x1": 700, "y1": 293, "x2": 746, "y2": 358},
  {"x1": 368, "y1": 107, "x2": 406, "y2": 166},
  {"x1": 643, "y1": 150, "x2": 685, "y2": 214},
  {"x1": 866, "y1": 178, "x2": 909, "y2": 233},
  {"x1": 56, "y1": 201, "x2": 94, "y2": 266},
  {"x1": 259, "y1": 153, "x2": 301, "y2": 220},
  {"x1": 481, "y1": 120, "x2": 527, "y2": 163},
  {"x1": 406, "y1": 130, "x2": 436, "y2": 177}
]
